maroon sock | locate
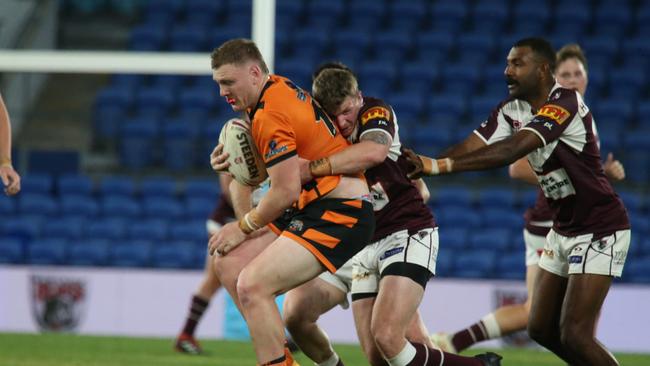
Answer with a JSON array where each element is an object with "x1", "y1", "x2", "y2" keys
[
  {"x1": 182, "y1": 295, "x2": 210, "y2": 336},
  {"x1": 451, "y1": 321, "x2": 489, "y2": 353},
  {"x1": 407, "y1": 342, "x2": 483, "y2": 366}
]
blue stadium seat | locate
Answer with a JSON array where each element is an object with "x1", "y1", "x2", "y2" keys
[
  {"x1": 0, "y1": 239, "x2": 25, "y2": 264},
  {"x1": 519, "y1": 189, "x2": 539, "y2": 208},
  {"x1": 552, "y1": 1, "x2": 590, "y2": 39},
  {"x1": 468, "y1": 229, "x2": 512, "y2": 250},
  {"x1": 41, "y1": 216, "x2": 86, "y2": 241},
  {"x1": 60, "y1": 195, "x2": 99, "y2": 217},
  {"x1": 388, "y1": 1, "x2": 427, "y2": 32},
  {"x1": 18, "y1": 194, "x2": 59, "y2": 216},
  {"x1": 435, "y1": 247, "x2": 455, "y2": 277},
  {"x1": 440, "y1": 64, "x2": 481, "y2": 95},
  {"x1": 622, "y1": 131, "x2": 650, "y2": 182},
  {"x1": 143, "y1": 197, "x2": 184, "y2": 219},
  {"x1": 469, "y1": 96, "x2": 499, "y2": 124},
  {"x1": 456, "y1": 34, "x2": 496, "y2": 65},
  {"x1": 99, "y1": 176, "x2": 136, "y2": 197},
  {"x1": 439, "y1": 228, "x2": 468, "y2": 250},
  {"x1": 128, "y1": 219, "x2": 169, "y2": 241},
  {"x1": 471, "y1": 0, "x2": 509, "y2": 35},
  {"x1": 1, "y1": 216, "x2": 42, "y2": 243},
  {"x1": 581, "y1": 36, "x2": 618, "y2": 70},
  {"x1": 346, "y1": 0, "x2": 385, "y2": 31},
  {"x1": 427, "y1": 94, "x2": 466, "y2": 125},
  {"x1": 94, "y1": 85, "x2": 134, "y2": 139},
  {"x1": 624, "y1": 257, "x2": 650, "y2": 284},
  {"x1": 101, "y1": 195, "x2": 142, "y2": 218},
  {"x1": 329, "y1": 31, "x2": 370, "y2": 66},
  {"x1": 480, "y1": 209, "x2": 523, "y2": 233},
  {"x1": 129, "y1": 24, "x2": 167, "y2": 51},
  {"x1": 21, "y1": 174, "x2": 54, "y2": 195},
  {"x1": 494, "y1": 251, "x2": 526, "y2": 280},
  {"x1": 620, "y1": 38, "x2": 650, "y2": 71},
  {"x1": 430, "y1": 1, "x2": 469, "y2": 33},
  {"x1": 607, "y1": 69, "x2": 646, "y2": 100},
  {"x1": 415, "y1": 31, "x2": 454, "y2": 63},
  {"x1": 119, "y1": 118, "x2": 160, "y2": 170},
  {"x1": 629, "y1": 215, "x2": 650, "y2": 237},
  {"x1": 150, "y1": 74, "x2": 186, "y2": 89},
  {"x1": 28, "y1": 239, "x2": 67, "y2": 265},
  {"x1": 162, "y1": 119, "x2": 200, "y2": 171},
  {"x1": 184, "y1": 178, "x2": 220, "y2": 200},
  {"x1": 388, "y1": 92, "x2": 425, "y2": 125},
  {"x1": 618, "y1": 191, "x2": 645, "y2": 214},
  {"x1": 398, "y1": 61, "x2": 438, "y2": 94},
  {"x1": 185, "y1": 0, "x2": 223, "y2": 27},
  {"x1": 593, "y1": 2, "x2": 631, "y2": 38},
  {"x1": 407, "y1": 125, "x2": 453, "y2": 158},
  {"x1": 185, "y1": 197, "x2": 216, "y2": 220},
  {"x1": 110, "y1": 73, "x2": 144, "y2": 88},
  {"x1": 178, "y1": 87, "x2": 217, "y2": 120},
  {"x1": 477, "y1": 188, "x2": 517, "y2": 208},
  {"x1": 110, "y1": 240, "x2": 152, "y2": 268},
  {"x1": 85, "y1": 217, "x2": 128, "y2": 241},
  {"x1": 453, "y1": 250, "x2": 496, "y2": 278},
  {"x1": 275, "y1": 59, "x2": 313, "y2": 91},
  {"x1": 135, "y1": 87, "x2": 175, "y2": 119},
  {"x1": 0, "y1": 194, "x2": 15, "y2": 215},
  {"x1": 435, "y1": 206, "x2": 482, "y2": 229},
  {"x1": 433, "y1": 186, "x2": 473, "y2": 207},
  {"x1": 637, "y1": 4, "x2": 650, "y2": 37},
  {"x1": 151, "y1": 241, "x2": 196, "y2": 269},
  {"x1": 139, "y1": 176, "x2": 177, "y2": 198},
  {"x1": 512, "y1": 2, "x2": 549, "y2": 35},
  {"x1": 358, "y1": 61, "x2": 397, "y2": 96},
  {"x1": 169, "y1": 220, "x2": 209, "y2": 242},
  {"x1": 635, "y1": 102, "x2": 650, "y2": 130},
  {"x1": 373, "y1": 31, "x2": 413, "y2": 61},
  {"x1": 593, "y1": 99, "x2": 634, "y2": 130},
  {"x1": 67, "y1": 239, "x2": 110, "y2": 266},
  {"x1": 306, "y1": 0, "x2": 344, "y2": 29},
  {"x1": 57, "y1": 174, "x2": 94, "y2": 196},
  {"x1": 291, "y1": 29, "x2": 330, "y2": 61}
]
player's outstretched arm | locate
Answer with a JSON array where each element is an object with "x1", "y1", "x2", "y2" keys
[{"x1": 0, "y1": 93, "x2": 20, "y2": 196}]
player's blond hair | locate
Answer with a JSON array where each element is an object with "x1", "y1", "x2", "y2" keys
[
  {"x1": 312, "y1": 68, "x2": 358, "y2": 117},
  {"x1": 556, "y1": 44, "x2": 588, "y2": 72},
  {"x1": 211, "y1": 38, "x2": 269, "y2": 74}
]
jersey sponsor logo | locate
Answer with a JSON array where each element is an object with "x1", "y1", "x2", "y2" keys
[
  {"x1": 537, "y1": 168, "x2": 576, "y2": 200},
  {"x1": 361, "y1": 107, "x2": 390, "y2": 125},
  {"x1": 264, "y1": 139, "x2": 288, "y2": 160},
  {"x1": 537, "y1": 104, "x2": 570, "y2": 125},
  {"x1": 379, "y1": 246, "x2": 404, "y2": 261},
  {"x1": 543, "y1": 248, "x2": 554, "y2": 259},
  {"x1": 569, "y1": 255, "x2": 583, "y2": 264}
]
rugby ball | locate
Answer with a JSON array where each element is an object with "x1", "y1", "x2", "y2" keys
[{"x1": 218, "y1": 118, "x2": 268, "y2": 186}]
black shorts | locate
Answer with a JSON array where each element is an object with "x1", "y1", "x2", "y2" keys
[{"x1": 269, "y1": 198, "x2": 375, "y2": 272}]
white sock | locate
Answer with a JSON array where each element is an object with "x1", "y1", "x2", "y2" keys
[
  {"x1": 317, "y1": 352, "x2": 340, "y2": 366},
  {"x1": 481, "y1": 313, "x2": 502, "y2": 339},
  {"x1": 387, "y1": 342, "x2": 417, "y2": 366}
]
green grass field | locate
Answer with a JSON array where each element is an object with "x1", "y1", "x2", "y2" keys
[{"x1": 1, "y1": 332, "x2": 649, "y2": 366}]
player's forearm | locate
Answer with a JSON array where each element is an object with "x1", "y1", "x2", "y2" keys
[
  {"x1": 250, "y1": 185, "x2": 298, "y2": 226},
  {"x1": 509, "y1": 157, "x2": 539, "y2": 185},
  {"x1": 0, "y1": 96, "x2": 12, "y2": 165},
  {"x1": 229, "y1": 179, "x2": 253, "y2": 219},
  {"x1": 327, "y1": 140, "x2": 388, "y2": 175}
]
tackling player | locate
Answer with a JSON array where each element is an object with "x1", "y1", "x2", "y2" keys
[
  {"x1": 407, "y1": 38, "x2": 630, "y2": 366},
  {"x1": 429, "y1": 43, "x2": 626, "y2": 354}
]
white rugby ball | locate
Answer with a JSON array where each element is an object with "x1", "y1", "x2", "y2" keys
[{"x1": 218, "y1": 118, "x2": 268, "y2": 186}]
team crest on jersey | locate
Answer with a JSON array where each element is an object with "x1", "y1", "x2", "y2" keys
[
  {"x1": 537, "y1": 104, "x2": 570, "y2": 125},
  {"x1": 360, "y1": 107, "x2": 390, "y2": 125},
  {"x1": 288, "y1": 219, "x2": 304, "y2": 232},
  {"x1": 31, "y1": 275, "x2": 86, "y2": 332},
  {"x1": 265, "y1": 139, "x2": 288, "y2": 160}
]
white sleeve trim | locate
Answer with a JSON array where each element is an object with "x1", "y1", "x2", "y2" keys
[
  {"x1": 521, "y1": 127, "x2": 547, "y2": 146},
  {"x1": 472, "y1": 129, "x2": 489, "y2": 144},
  {"x1": 359, "y1": 128, "x2": 393, "y2": 141}
]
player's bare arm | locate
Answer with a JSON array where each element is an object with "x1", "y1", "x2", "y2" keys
[
  {"x1": 509, "y1": 157, "x2": 539, "y2": 185},
  {"x1": 406, "y1": 130, "x2": 543, "y2": 178},
  {"x1": 228, "y1": 179, "x2": 253, "y2": 219},
  {"x1": 308, "y1": 130, "x2": 391, "y2": 179}
]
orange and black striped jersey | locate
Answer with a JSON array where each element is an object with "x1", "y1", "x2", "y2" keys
[{"x1": 248, "y1": 75, "x2": 357, "y2": 209}]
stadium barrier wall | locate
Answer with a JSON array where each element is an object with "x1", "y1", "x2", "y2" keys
[{"x1": 1, "y1": 265, "x2": 648, "y2": 352}]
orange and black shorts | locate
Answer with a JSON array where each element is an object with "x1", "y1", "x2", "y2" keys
[{"x1": 268, "y1": 198, "x2": 375, "y2": 273}]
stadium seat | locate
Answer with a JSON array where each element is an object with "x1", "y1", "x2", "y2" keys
[
  {"x1": 28, "y1": 239, "x2": 68, "y2": 265},
  {"x1": 291, "y1": 29, "x2": 330, "y2": 61},
  {"x1": 373, "y1": 31, "x2": 414, "y2": 61},
  {"x1": 439, "y1": 228, "x2": 468, "y2": 250},
  {"x1": 178, "y1": 87, "x2": 217, "y2": 120},
  {"x1": 407, "y1": 125, "x2": 453, "y2": 158},
  {"x1": 427, "y1": 94, "x2": 467, "y2": 125},
  {"x1": 151, "y1": 241, "x2": 196, "y2": 269},
  {"x1": 435, "y1": 247, "x2": 455, "y2": 277},
  {"x1": 621, "y1": 37, "x2": 650, "y2": 71},
  {"x1": 184, "y1": 0, "x2": 223, "y2": 28},
  {"x1": 618, "y1": 191, "x2": 645, "y2": 214},
  {"x1": 129, "y1": 24, "x2": 167, "y2": 51},
  {"x1": 135, "y1": 87, "x2": 175, "y2": 119},
  {"x1": 440, "y1": 64, "x2": 482, "y2": 95},
  {"x1": 477, "y1": 188, "x2": 517, "y2": 208},
  {"x1": 625, "y1": 257, "x2": 650, "y2": 284},
  {"x1": 433, "y1": 186, "x2": 473, "y2": 208},
  {"x1": 41, "y1": 216, "x2": 86, "y2": 241},
  {"x1": 94, "y1": 85, "x2": 134, "y2": 139},
  {"x1": 593, "y1": 99, "x2": 634, "y2": 130},
  {"x1": 453, "y1": 250, "x2": 496, "y2": 278},
  {"x1": 553, "y1": 1, "x2": 591, "y2": 37},
  {"x1": 388, "y1": 92, "x2": 425, "y2": 125},
  {"x1": 636, "y1": 4, "x2": 650, "y2": 37},
  {"x1": 481, "y1": 208, "x2": 523, "y2": 232},
  {"x1": 110, "y1": 240, "x2": 153, "y2": 268},
  {"x1": 456, "y1": 33, "x2": 496, "y2": 65},
  {"x1": 471, "y1": 0, "x2": 509, "y2": 35},
  {"x1": 183, "y1": 178, "x2": 220, "y2": 200},
  {"x1": 581, "y1": 36, "x2": 618, "y2": 70},
  {"x1": 430, "y1": 1, "x2": 469, "y2": 33},
  {"x1": 358, "y1": 61, "x2": 397, "y2": 96},
  {"x1": 593, "y1": 2, "x2": 631, "y2": 38},
  {"x1": 139, "y1": 176, "x2": 177, "y2": 198},
  {"x1": 0, "y1": 194, "x2": 15, "y2": 215},
  {"x1": 388, "y1": 1, "x2": 427, "y2": 32},
  {"x1": 18, "y1": 194, "x2": 59, "y2": 216},
  {"x1": 99, "y1": 176, "x2": 136, "y2": 197},
  {"x1": 469, "y1": 96, "x2": 500, "y2": 124},
  {"x1": 162, "y1": 119, "x2": 200, "y2": 171},
  {"x1": 346, "y1": 0, "x2": 385, "y2": 32},
  {"x1": 398, "y1": 61, "x2": 437, "y2": 96},
  {"x1": 85, "y1": 217, "x2": 128, "y2": 241},
  {"x1": 1, "y1": 216, "x2": 42, "y2": 243},
  {"x1": 169, "y1": 220, "x2": 209, "y2": 243},
  {"x1": 185, "y1": 197, "x2": 216, "y2": 220},
  {"x1": 467, "y1": 229, "x2": 512, "y2": 250},
  {"x1": 274, "y1": 59, "x2": 314, "y2": 91},
  {"x1": 60, "y1": 195, "x2": 99, "y2": 217},
  {"x1": 20, "y1": 174, "x2": 54, "y2": 195},
  {"x1": 305, "y1": 0, "x2": 344, "y2": 29},
  {"x1": 414, "y1": 31, "x2": 454, "y2": 64},
  {"x1": 435, "y1": 206, "x2": 482, "y2": 229},
  {"x1": 0, "y1": 239, "x2": 25, "y2": 264},
  {"x1": 67, "y1": 239, "x2": 110, "y2": 266},
  {"x1": 57, "y1": 174, "x2": 94, "y2": 196},
  {"x1": 512, "y1": 2, "x2": 549, "y2": 35},
  {"x1": 494, "y1": 251, "x2": 526, "y2": 280},
  {"x1": 119, "y1": 118, "x2": 160, "y2": 170},
  {"x1": 101, "y1": 195, "x2": 142, "y2": 218},
  {"x1": 110, "y1": 73, "x2": 144, "y2": 88},
  {"x1": 608, "y1": 69, "x2": 646, "y2": 100},
  {"x1": 143, "y1": 197, "x2": 184, "y2": 219},
  {"x1": 128, "y1": 219, "x2": 169, "y2": 241}
]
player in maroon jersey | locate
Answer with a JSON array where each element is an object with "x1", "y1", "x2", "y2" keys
[
  {"x1": 408, "y1": 38, "x2": 630, "y2": 366},
  {"x1": 429, "y1": 43, "x2": 626, "y2": 355},
  {"x1": 282, "y1": 64, "x2": 502, "y2": 366}
]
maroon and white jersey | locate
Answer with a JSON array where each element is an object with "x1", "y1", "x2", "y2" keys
[
  {"x1": 352, "y1": 97, "x2": 436, "y2": 242},
  {"x1": 209, "y1": 194, "x2": 235, "y2": 225},
  {"x1": 475, "y1": 84, "x2": 629, "y2": 238},
  {"x1": 523, "y1": 191, "x2": 553, "y2": 236}
]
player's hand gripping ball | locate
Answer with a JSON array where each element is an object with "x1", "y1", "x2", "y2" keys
[{"x1": 217, "y1": 118, "x2": 268, "y2": 186}]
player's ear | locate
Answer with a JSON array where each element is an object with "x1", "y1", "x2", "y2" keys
[{"x1": 248, "y1": 63, "x2": 262, "y2": 80}]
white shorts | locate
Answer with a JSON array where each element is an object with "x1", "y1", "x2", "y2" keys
[
  {"x1": 318, "y1": 258, "x2": 353, "y2": 309},
  {"x1": 351, "y1": 228, "x2": 438, "y2": 296},
  {"x1": 539, "y1": 229, "x2": 631, "y2": 278},
  {"x1": 524, "y1": 229, "x2": 547, "y2": 266}
]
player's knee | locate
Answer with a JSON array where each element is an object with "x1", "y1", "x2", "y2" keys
[
  {"x1": 371, "y1": 321, "x2": 402, "y2": 354},
  {"x1": 559, "y1": 323, "x2": 590, "y2": 353},
  {"x1": 235, "y1": 270, "x2": 264, "y2": 308},
  {"x1": 527, "y1": 321, "x2": 552, "y2": 346}
]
